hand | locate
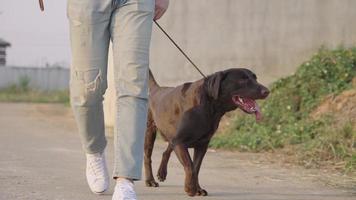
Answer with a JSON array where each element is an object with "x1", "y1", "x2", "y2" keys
[{"x1": 154, "y1": 0, "x2": 170, "y2": 20}]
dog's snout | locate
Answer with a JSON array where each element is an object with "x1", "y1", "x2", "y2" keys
[{"x1": 260, "y1": 88, "x2": 270, "y2": 98}]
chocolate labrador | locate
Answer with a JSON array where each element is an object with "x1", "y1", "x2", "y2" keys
[{"x1": 144, "y1": 68, "x2": 269, "y2": 196}]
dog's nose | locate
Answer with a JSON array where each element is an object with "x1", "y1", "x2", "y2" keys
[{"x1": 261, "y1": 88, "x2": 270, "y2": 97}]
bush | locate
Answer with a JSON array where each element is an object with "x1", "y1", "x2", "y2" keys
[
  {"x1": 0, "y1": 76, "x2": 69, "y2": 104},
  {"x1": 210, "y1": 47, "x2": 356, "y2": 172}
]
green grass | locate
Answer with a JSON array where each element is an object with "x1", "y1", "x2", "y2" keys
[
  {"x1": 210, "y1": 47, "x2": 356, "y2": 173},
  {"x1": 0, "y1": 77, "x2": 69, "y2": 104}
]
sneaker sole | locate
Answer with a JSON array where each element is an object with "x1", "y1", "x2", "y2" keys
[{"x1": 92, "y1": 188, "x2": 108, "y2": 195}]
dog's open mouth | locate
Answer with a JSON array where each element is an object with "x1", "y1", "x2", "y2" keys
[{"x1": 232, "y1": 96, "x2": 262, "y2": 121}]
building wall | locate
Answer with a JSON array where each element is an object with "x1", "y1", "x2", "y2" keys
[
  {"x1": 103, "y1": 0, "x2": 356, "y2": 127},
  {"x1": 0, "y1": 66, "x2": 69, "y2": 91}
]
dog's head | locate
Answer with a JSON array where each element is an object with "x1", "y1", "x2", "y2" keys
[{"x1": 204, "y1": 68, "x2": 269, "y2": 121}]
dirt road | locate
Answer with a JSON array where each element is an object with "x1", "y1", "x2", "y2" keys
[{"x1": 0, "y1": 103, "x2": 354, "y2": 200}]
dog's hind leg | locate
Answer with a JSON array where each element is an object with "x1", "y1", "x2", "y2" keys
[
  {"x1": 157, "y1": 144, "x2": 173, "y2": 182},
  {"x1": 144, "y1": 110, "x2": 159, "y2": 187}
]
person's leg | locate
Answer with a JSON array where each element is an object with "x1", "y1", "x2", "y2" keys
[
  {"x1": 68, "y1": 0, "x2": 112, "y2": 154},
  {"x1": 67, "y1": 0, "x2": 113, "y2": 194},
  {"x1": 110, "y1": 0, "x2": 154, "y2": 180}
]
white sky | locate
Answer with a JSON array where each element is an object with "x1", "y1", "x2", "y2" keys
[{"x1": 0, "y1": 1, "x2": 70, "y2": 67}]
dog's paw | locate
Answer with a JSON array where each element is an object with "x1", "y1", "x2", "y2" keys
[
  {"x1": 185, "y1": 186, "x2": 197, "y2": 197},
  {"x1": 145, "y1": 179, "x2": 159, "y2": 187},
  {"x1": 186, "y1": 191, "x2": 196, "y2": 197},
  {"x1": 157, "y1": 168, "x2": 167, "y2": 182},
  {"x1": 196, "y1": 188, "x2": 208, "y2": 196},
  {"x1": 157, "y1": 174, "x2": 166, "y2": 182}
]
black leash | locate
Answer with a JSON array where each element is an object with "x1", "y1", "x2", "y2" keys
[{"x1": 154, "y1": 21, "x2": 207, "y2": 78}]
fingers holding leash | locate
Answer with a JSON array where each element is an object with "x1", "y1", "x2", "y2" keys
[{"x1": 154, "y1": 0, "x2": 169, "y2": 20}]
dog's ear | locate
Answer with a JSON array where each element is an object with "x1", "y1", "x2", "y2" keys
[{"x1": 205, "y1": 72, "x2": 224, "y2": 100}]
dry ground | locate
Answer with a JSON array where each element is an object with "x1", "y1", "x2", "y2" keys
[{"x1": 0, "y1": 102, "x2": 355, "y2": 200}]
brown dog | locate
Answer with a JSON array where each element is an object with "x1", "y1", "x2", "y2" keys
[{"x1": 144, "y1": 68, "x2": 269, "y2": 196}]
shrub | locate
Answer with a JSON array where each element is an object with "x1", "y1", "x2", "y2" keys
[{"x1": 210, "y1": 47, "x2": 356, "y2": 172}]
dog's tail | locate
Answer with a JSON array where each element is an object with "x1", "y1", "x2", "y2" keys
[{"x1": 149, "y1": 69, "x2": 159, "y2": 90}]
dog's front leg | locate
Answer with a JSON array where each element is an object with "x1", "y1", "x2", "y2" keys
[
  {"x1": 173, "y1": 144, "x2": 197, "y2": 196},
  {"x1": 193, "y1": 144, "x2": 209, "y2": 196}
]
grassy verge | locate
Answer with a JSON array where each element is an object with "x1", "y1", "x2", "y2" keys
[
  {"x1": 210, "y1": 47, "x2": 356, "y2": 173},
  {"x1": 0, "y1": 84, "x2": 69, "y2": 104}
]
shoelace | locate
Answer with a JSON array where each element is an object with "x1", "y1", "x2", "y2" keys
[
  {"x1": 88, "y1": 156, "x2": 106, "y2": 179},
  {"x1": 118, "y1": 183, "x2": 136, "y2": 199}
]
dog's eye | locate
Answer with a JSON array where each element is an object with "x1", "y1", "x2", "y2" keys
[
  {"x1": 241, "y1": 75, "x2": 249, "y2": 80},
  {"x1": 237, "y1": 79, "x2": 248, "y2": 85}
]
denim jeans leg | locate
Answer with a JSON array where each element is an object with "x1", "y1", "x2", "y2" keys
[
  {"x1": 110, "y1": 0, "x2": 154, "y2": 180},
  {"x1": 67, "y1": 0, "x2": 112, "y2": 154}
]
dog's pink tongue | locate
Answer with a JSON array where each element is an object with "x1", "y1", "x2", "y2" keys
[{"x1": 254, "y1": 104, "x2": 262, "y2": 122}]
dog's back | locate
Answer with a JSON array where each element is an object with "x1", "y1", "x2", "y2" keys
[{"x1": 148, "y1": 70, "x2": 203, "y2": 140}]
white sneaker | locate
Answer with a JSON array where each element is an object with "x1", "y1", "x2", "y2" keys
[
  {"x1": 112, "y1": 179, "x2": 137, "y2": 200},
  {"x1": 86, "y1": 152, "x2": 109, "y2": 194}
]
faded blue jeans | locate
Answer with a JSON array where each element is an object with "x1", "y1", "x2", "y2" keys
[{"x1": 67, "y1": 0, "x2": 154, "y2": 180}]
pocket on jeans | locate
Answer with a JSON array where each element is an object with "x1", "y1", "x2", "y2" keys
[
  {"x1": 67, "y1": 0, "x2": 111, "y2": 25},
  {"x1": 136, "y1": 0, "x2": 155, "y2": 12}
]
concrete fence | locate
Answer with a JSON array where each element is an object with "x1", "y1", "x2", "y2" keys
[
  {"x1": 103, "y1": 0, "x2": 356, "y2": 127},
  {"x1": 148, "y1": 0, "x2": 356, "y2": 85},
  {"x1": 0, "y1": 66, "x2": 69, "y2": 91}
]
